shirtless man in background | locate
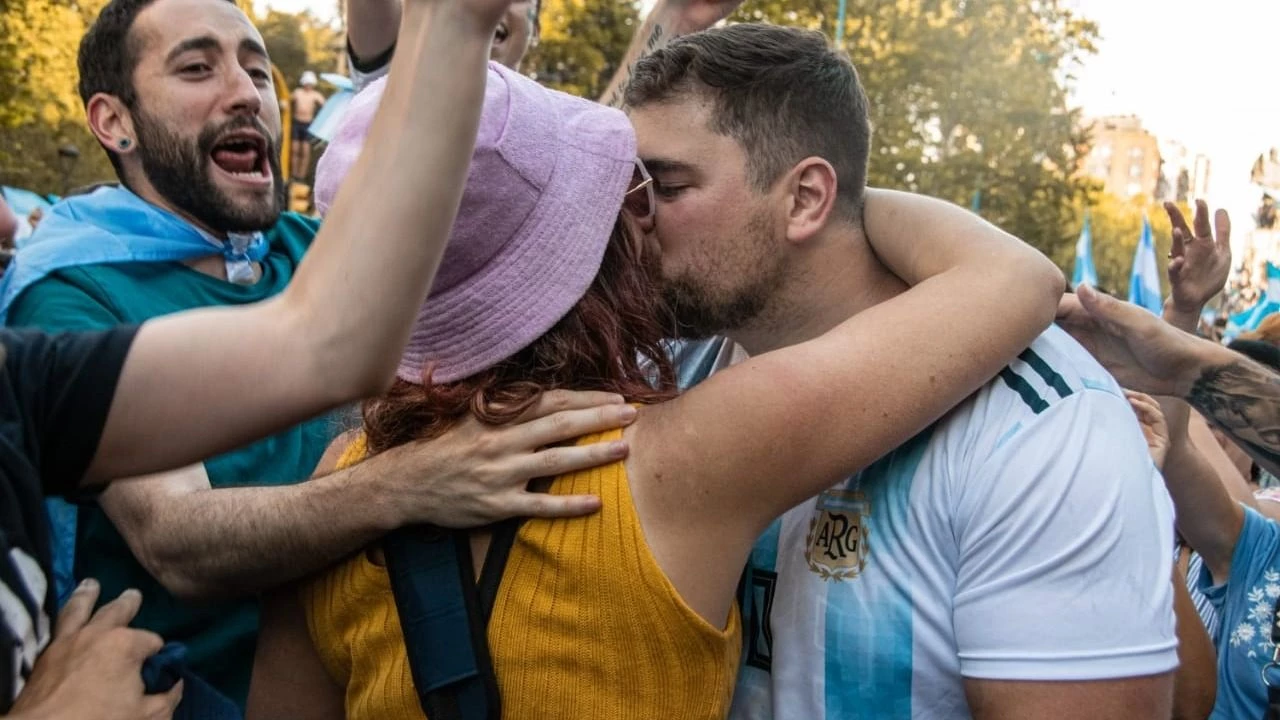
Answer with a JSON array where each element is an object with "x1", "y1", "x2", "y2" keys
[{"x1": 290, "y1": 71, "x2": 325, "y2": 180}]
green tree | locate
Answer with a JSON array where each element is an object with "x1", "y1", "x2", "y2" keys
[
  {"x1": 0, "y1": 0, "x2": 116, "y2": 194},
  {"x1": 729, "y1": 0, "x2": 1099, "y2": 264},
  {"x1": 257, "y1": 8, "x2": 344, "y2": 87},
  {"x1": 1060, "y1": 190, "x2": 1179, "y2": 299},
  {"x1": 525, "y1": 0, "x2": 640, "y2": 99},
  {"x1": 1, "y1": 0, "x2": 344, "y2": 197},
  {"x1": 0, "y1": 121, "x2": 116, "y2": 197},
  {"x1": 259, "y1": 10, "x2": 310, "y2": 87},
  {"x1": 298, "y1": 11, "x2": 345, "y2": 81}
]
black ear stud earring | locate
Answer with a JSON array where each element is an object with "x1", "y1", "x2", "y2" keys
[{"x1": 119, "y1": 139, "x2": 131, "y2": 149}]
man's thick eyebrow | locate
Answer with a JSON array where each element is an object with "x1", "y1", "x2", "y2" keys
[
  {"x1": 164, "y1": 36, "x2": 267, "y2": 64},
  {"x1": 240, "y1": 38, "x2": 268, "y2": 60},
  {"x1": 165, "y1": 36, "x2": 220, "y2": 64},
  {"x1": 642, "y1": 158, "x2": 697, "y2": 174}
]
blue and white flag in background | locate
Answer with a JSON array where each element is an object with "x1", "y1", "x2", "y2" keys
[
  {"x1": 1072, "y1": 213, "x2": 1098, "y2": 289},
  {"x1": 306, "y1": 73, "x2": 356, "y2": 144},
  {"x1": 1128, "y1": 214, "x2": 1163, "y2": 313},
  {"x1": 1227, "y1": 262, "x2": 1280, "y2": 338}
]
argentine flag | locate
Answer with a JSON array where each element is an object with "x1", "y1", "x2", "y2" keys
[
  {"x1": 1128, "y1": 215, "x2": 1163, "y2": 314},
  {"x1": 1072, "y1": 214, "x2": 1098, "y2": 289},
  {"x1": 306, "y1": 73, "x2": 356, "y2": 144},
  {"x1": 1227, "y1": 262, "x2": 1280, "y2": 338}
]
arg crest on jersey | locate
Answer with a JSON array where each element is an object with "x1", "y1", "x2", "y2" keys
[{"x1": 805, "y1": 489, "x2": 869, "y2": 582}]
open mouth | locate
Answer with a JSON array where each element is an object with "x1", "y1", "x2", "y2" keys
[
  {"x1": 494, "y1": 21, "x2": 509, "y2": 44},
  {"x1": 209, "y1": 131, "x2": 272, "y2": 187}
]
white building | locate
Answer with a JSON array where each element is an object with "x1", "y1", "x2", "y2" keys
[{"x1": 1156, "y1": 138, "x2": 1211, "y2": 205}]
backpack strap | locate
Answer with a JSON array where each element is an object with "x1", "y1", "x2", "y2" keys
[{"x1": 383, "y1": 519, "x2": 523, "y2": 720}]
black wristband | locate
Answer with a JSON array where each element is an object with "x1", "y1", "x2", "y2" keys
[{"x1": 348, "y1": 39, "x2": 396, "y2": 74}]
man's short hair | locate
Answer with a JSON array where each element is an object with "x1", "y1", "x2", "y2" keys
[
  {"x1": 77, "y1": 0, "x2": 234, "y2": 174},
  {"x1": 626, "y1": 23, "x2": 871, "y2": 222}
]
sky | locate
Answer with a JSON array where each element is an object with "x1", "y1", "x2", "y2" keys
[
  {"x1": 1065, "y1": 0, "x2": 1280, "y2": 248},
  {"x1": 265, "y1": 0, "x2": 1279, "y2": 240}
]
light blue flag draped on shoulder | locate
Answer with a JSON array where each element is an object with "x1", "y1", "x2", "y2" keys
[
  {"x1": 1072, "y1": 213, "x2": 1098, "y2": 289},
  {"x1": 1128, "y1": 214, "x2": 1163, "y2": 313},
  {"x1": 0, "y1": 185, "x2": 269, "y2": 321}
]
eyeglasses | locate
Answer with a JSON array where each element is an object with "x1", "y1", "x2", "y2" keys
[{"x1": 622, "y1": 158, "x2": 655, "y2": 224}]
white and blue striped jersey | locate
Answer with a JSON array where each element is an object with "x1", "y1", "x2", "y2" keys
[{"x1": 728, "y1": 326, "x2": 1178, "y2": 719}]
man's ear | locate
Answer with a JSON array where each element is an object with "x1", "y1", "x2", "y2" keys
[
  {"x1": 783, "y1": 156, "x2": 839, "y2": 246},
  {"x1": 86, "y1": 93, "x2": 138, "y2": 156}
]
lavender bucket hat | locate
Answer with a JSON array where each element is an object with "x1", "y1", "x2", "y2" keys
[{"x1": 314, "y1": 62, "x2": 636, "y2": 384}]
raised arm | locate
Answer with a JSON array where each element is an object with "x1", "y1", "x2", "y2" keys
[
  {"x1": 599, "y1": 0, "x2": 743, "y2": 107},
  {"x1": 1057, "y1": 284, "x2": 1280, "y2": 477},
  {"x1": 1189, "y1": 410, "x2": 1258, "y2": 510},
  {"x1": 346, "y1": 0, "x2": 402, "y2": 67},
  {"x1": 1139, "y1": 389, "x2": 1244, "y2": 584},
  {"x1": 85, "y1": 0, "x2": 506, "y2": 485},
  {"x1": 860, "y1": 188, "x2": 1067, "y2": 288},
  {"x1": 1161, "y1": 200, "x2": 1231, "y2": 334}
]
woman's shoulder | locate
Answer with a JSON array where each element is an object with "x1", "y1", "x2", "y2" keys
[{"x1": 314, "y1": 429, "x2": 367, "y2": 477}]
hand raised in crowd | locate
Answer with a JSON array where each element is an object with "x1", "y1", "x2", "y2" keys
[
  {"x1": 8, "y1": 581, "x2": 180, "y2": 720},
  {"x1": 1126, "y1": 390, "x2": 1170, "y2": 470},
  {"x1": 1060, "y1": 283, "x2": 1280, "y2": 476},
  {"x1": 601, "y1": 0, "x2": 746, "y2": 106},
  {"x1": 415, "y1": 0, "x2": 513, "y2": 27},
  {"x1": 1164, "y1": 200, "x2": 1231, "y2": 329},
  {"x1": 658, "y1": 0, "x2": 744, "y2": 34},
  {"x1": 1058, "y1": 284, "x2": 1213, "y2": 397},
  {"x1": 348, "y1": 390, "x2": 634, "y2": 528}
]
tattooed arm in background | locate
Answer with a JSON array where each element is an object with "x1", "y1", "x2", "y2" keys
[
  {"x1": 1058, "y1": 283, "x2": 1280, "y2": 476},
  {"x1": 1187, "y1": 361, "x2": 1280, "y2": 477},
  {"x1": 598, "y1": 0, "x2": 744, "y2": 108}
]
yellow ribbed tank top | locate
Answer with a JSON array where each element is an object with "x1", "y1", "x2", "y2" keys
[{"x1": 300, "y1": 428, "x2": 741, "y2": 720}]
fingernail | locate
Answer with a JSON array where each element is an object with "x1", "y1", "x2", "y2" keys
[
  {"x1": 609, "y1": 441, "x2": 629, "y2": 458},
  {"x1": 77, "y1": 578, "x2": 98, "y2": 591},
  {"x1": 121, "y1": 588, "x2": 141, "y2": 600},
  {"x1": 618, "y1": 405, "x2": 637, "y2": 421}
]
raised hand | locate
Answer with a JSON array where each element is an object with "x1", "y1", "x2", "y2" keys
[
  {"x1": 1061, "y1": 283, "x2": 1280, "y2": 481},
  {"x1": 658, "y1": 0, "x2": 745, "y2": 34},
  {"x1": 1057, "y1": 285, "x2": 1207, "y2": 397},
  {"x1": 401, "y1": 0, "x2": 514, "y2": 28},
  {"x1": 600, "y1": 0, "x2": 746, "y2": 106},
  {"x1": 459, "y1": 0, "x2": 517, "y2": 32},
  {"x1": 9, "y1": 582, "x2": 181, "y2": 720},
  {"x1": 1165, "y1": 200, "x2": 1231, "y2": 316},
  {"x1": 1126, "y1": 390, "x2": 1170, "y2": 470}
]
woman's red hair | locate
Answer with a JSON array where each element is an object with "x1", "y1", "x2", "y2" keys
[{"x1": 363, "y1": 219, "x2": 678, "y2": 454}]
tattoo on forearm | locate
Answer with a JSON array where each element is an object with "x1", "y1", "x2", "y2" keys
[
  {"x1": 647, "y1": 24, "x2": 666, "y2": 50},
  {"x1": 1187, "y1": 359, "x2": 1280, "y2": 474},
  {"x1": 605, "y1": 24, "x2": 666, "y2": 109}
]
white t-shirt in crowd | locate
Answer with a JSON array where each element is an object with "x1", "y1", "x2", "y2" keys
[{"x1": 728, "y1": 325, "x2": 1178, "y2": 720}]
